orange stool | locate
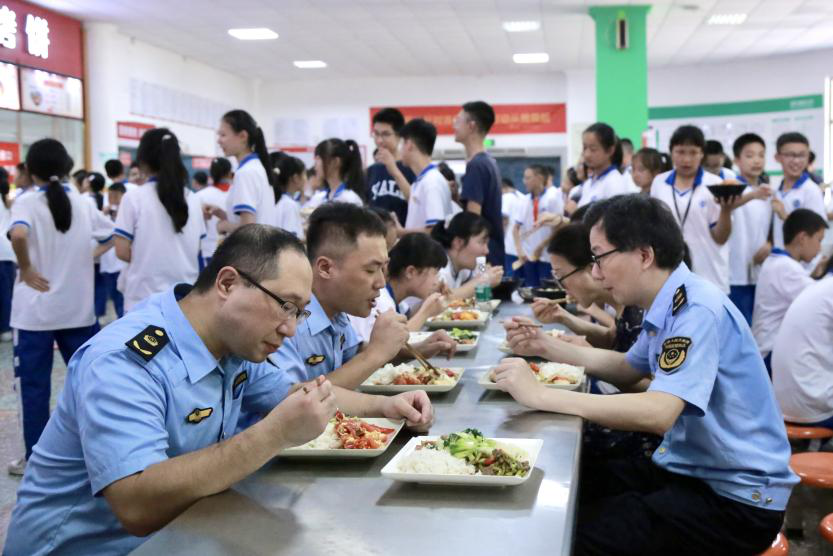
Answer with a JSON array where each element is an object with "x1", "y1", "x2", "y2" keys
[
  {"x1": 785, "y1": 423, "x2": 833, "y2": 452},
  {"x1": 757, "y1": 532, "x2": 788, "y2": 556},
  {"x1": 791, "y1": 453, "x2": 833, "y2": 488},
  {"x1": 820, "y1": 513, "x2": 833, "y2": 545}
]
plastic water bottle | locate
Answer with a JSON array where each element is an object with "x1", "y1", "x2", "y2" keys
[{"x1": 474, "y1": 256, "x2": 491, "y2": 304}]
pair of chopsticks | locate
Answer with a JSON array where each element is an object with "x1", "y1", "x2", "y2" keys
[{"x1": 404, "y1": 343, "x2": 442, "y2": 375}]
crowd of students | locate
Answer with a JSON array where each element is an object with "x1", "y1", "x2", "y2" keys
[{"x1": 1, "y1": 99, "x2": 831, "y2": 555}]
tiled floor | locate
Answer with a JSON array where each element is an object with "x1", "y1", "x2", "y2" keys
[{"x1": 0, "y1": 316, "x2": 831, "y2": 554}]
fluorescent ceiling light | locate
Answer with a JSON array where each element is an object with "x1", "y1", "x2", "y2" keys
[
  {"x1": 228, "y1": 28, "x2": 278, "y2": 40},
  {"x1": 707, "y1": 13, "x2": 747, "y2": 25},
  {"x1": 293, "y1": 60, "x2": 327, "y2": 69},
  {"x1": 513, "y1": 52, "x2": 549, "y2": 64},
  {"x1": 503, "y1": 20, "x2": 540, "y2": 33}
]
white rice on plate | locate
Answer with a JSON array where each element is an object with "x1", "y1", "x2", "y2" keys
[
  {"x1": 398, "y1": 448, "x2": 476, "y2": 475},
  {"x1": 298, "y1": 422, "x2": 342, "y2": 450},
  {"x1": 537, "y1": 362, "x2": 584, "y2": 384}
]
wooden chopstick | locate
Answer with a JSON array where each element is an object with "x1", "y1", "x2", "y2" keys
[
  {"x1": 405, "y1": 343, "x2": 442, "y2": 374},
  {"x1": 499, "y1": 320, "x2": 543, "y2": 328}
]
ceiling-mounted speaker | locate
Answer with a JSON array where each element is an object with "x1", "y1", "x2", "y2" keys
[{"x1": 616, "y1": 16, "x2": 629, "y2": 50}]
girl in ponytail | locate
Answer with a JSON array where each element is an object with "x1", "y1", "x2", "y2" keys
[
  {"x1": 270, "y1": 151, "x2": 306, "y2": 238},
  {"x1": 8, "y1": 138, "x2": 115, "y2": 464},
  {"x1": 114, "y1": 128, "x2": 205, "y2": 311},
  {"x1": 216, "y1": 109, "x2": 277, "y2": 232},
  {"x1": 310, "y1": 138, "x2": 366, "y2": 207},
  {"x1": 431, "y1": 211, "x2": 503, "y2": 299},
  {"x1": 573, "y1": 122, "x2": 632, "y2": 209}
]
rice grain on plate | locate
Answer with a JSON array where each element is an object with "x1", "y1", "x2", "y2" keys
[{"x1": 398, "y1": 448, "x2": 476, "y2": 475}]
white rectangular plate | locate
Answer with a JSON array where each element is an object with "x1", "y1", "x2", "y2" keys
[
  {"x1": 447, "y1": 299, "x2": 501, "y2": 312},
  {"x1": 426, "y1": 310, "x2": 490, "y2": 329},
  {"x1": 497, "y1": 330, "x2": 565, "y2": 355},
  {"x1": 358, "y1": 368, "x2": 466, "y2": 394},
  {"x1": 381, "y1": 436, "x2": 543, "y2": 486},
  {"x1": 409, "y1": 331, "x2": 480, "y2": 353},
  {"x1": 277, "y1": 418, "x2": 405, "y2": 458},
  {"x1": 478, "y1": 370, "x2": 585, "y2": 391}
]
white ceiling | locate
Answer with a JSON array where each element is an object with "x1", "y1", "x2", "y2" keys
[{"x1": 30, "y1": 0, "x2": 833, "y2": 81}]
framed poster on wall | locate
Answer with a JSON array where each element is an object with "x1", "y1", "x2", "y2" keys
[{"x1": 20, "y1": 67, "x2": 83, "y2": 119}]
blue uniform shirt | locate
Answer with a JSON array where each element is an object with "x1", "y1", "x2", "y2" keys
[
  {"x1": 4, "y1": 285, "x2": 292, "y2": 556},
  {"x1": 270, "y1": 293, "x2": 361, "y2": 384},
  {"x1": 625, "y1": 263, "x2": 799, "y2": 510},
  {"x1": 461, "y1": 152, "x2": 504, "y2": 266}
]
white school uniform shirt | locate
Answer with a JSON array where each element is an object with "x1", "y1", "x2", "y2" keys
[
  {"x1": 728, "y1": 178, "x2": 772, "y2": 286},
  {"x1": 8, "y1": 184, "x2": 114, "y2": 331},
  {"x1": 274, "y1": 193, "x2": 304, "y2": 239},
  {"x1": 195, "y1": 184, "x2": 229, "y2": 258},
  {"x1": 772, "y1": 172, "x2": 827, "y2": 248},
  {"x1": 114, "y1": 180, "x2": 205, "y2": 311},
  {"x1": 651, "y1": 168, "x2": 729, "y2": 293},
  {"x1": 751, "y1": 248, "x2": 815, "y2": 355},
  {"x1": 225, "y1": 154, "x2": 276, "y2": 226},
  {"x1": 577, "y1": 165, "x2": 630, "y2": 208},
  {"x1": 502, "y1": 190, "x2": 525, "y2": 257},
  {"x1": 305, "y1": 183, "x2": 364, "y2": 210},
  {"x1": 438, "y1": 259, "x2": 473, "y2": 290},
  {"x1": 772, "y1": 277, "x2": 833, "y2": 423},
  {"x1": 516, "y1": 186, "x2": 564, "y2": 256},
  {"x1": 405, "y1": 164, "x2": 453, "y2": 230},
  {"x1": 715, "y1": 168, "x2": 738, "y2": 181},
  {"x1": 98, "y1": 205, "x2": 125, "y2": 275},
  {"x1": 0, "y1": 200, "x2": 16, "y2": 262}
]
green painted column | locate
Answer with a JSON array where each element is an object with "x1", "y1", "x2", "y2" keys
[{"x1": 589, "y1": 5, "x2": 650, "y2": 145}]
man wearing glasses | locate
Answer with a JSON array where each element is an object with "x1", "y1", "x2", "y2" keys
[
  {"x1": 771, "y1": 131, "x2": 828, "y2": 249},
  {"x1": 493, "y1": 195, "x2": 797, "y2": 555},
  {"x1": 6, "y1": 225, "x2": 433, "y2": 556}
]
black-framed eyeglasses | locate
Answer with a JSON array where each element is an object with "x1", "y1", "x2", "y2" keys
[
  {"x1": 235, "y1": 268, "x2": 311, "y2": 324},
  {"x1": 551, "y1": 265, "x2": 585, "y2": 288},
  {"x1": 590, "y1": 248, "x2": 620, "y2": 269}
]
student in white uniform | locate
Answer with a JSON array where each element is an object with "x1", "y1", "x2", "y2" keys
[
  {"x1": 430, "y1": 211, "x2": 503, "y2": 299},
  {"x1": 114, "y1": 128, "x2": 205, "y2": 311},
  {"x1": 348, "y1": 233, "x2": 452, "y2": 356},
  {"x1": 772, "y1": 276, "x2": 833, "y2": 427},
  {"x1": 82, "y1": 172, "x2": 108, "y2": 320},
  {"x1": 98, "y1": 182, "x2": 127, "y2": 319},
  {"x1": 771, "y1": 132, "x2": 827, "y2": 249},
  {"x1": 576, "y1": 123, "x2": 630, "y2": 208},
  {"x1": 650, "y1": 125, "x2": 735, "y2": 293},
  {"x1": 306, "y1": 138, "x2": 366, "y2": 209},
  {"x1": 270, "y1": 152, "x2": 306, "y2": 239},
  {"x1": 752, "y1": 209, "x2": 827, "y2": 373},
  {"x1": 501, "y1": 177, "x2": 525, "y2": 276},
  {"x1": 0, "y1": 168, "x2": 15, "y2": 342},
  {"x1": 195, "y1": 157, "x2": 232, "y2": 266},
  {"x1": 400, "y1": 118, "x2": 453, "y2": 232},
  {"x1": 630, "y1": 148, "x2": 671, "y2": 195},
  {"x1": 703, "y1": 140, "x2": 737, "y2": 181},
  {"x1": 513, "y1": 164, "x2": 565, "y2": 287},
  {"x1": 8, "y1": 138, "x2": 114, "y2": 472},
  {"x1": 727, "y1": 133, "x2": 773, "y2": 325},
  {"x1": 214, "y1": 109, "x2": 277, "y2": 233}
]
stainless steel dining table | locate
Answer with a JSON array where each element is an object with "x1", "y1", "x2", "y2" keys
[{"x1": 131, "y1": 301, "x2": 583, "y2": 556}]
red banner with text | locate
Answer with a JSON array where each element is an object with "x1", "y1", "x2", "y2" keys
[{"x1": 370, "y1": 103, "x2": 566, "y2": 135}]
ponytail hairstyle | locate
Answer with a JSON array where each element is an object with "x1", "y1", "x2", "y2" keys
[
  {"x1": 222, "y1": 109, "x2": 277, "y2": 203},
  {"x1": 314, "y1": 138, "x2": 366, "y2": 201},
  {"x1": 269, "y1": 151, "x2": 306, "y2": 197},
  {"x1": 584, "y1": 122, "x2": 623, "y2": 169},
  {"x1": 633, "y1": 148, "x2": 671, "y2": 177},
  {"x1": 87, "y1": 171, "x2": 106, "y2": 210},
  {"x1": 209, "y1": 157, "x2": 232, "y2": 185},
  {"x1": 430, "y1": 211, "x2": 490, "y2": 250},
  {"x1": 136, "y1": 128, "x2": 189, "y2": 233},
  {"x1": 0, "y1": 167, "x2": 9, "y2": 208},
  {"x1": 26, "y1": 138, "x2": 73, "y2": 233}
]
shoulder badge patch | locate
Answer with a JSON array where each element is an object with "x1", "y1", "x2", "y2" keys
[
  {"x1": 186, "y1": 407, "x2": 213, "y2": 424},
  {"x1": 658, "y1": 336, "x2": 692, "y2": 374},
  {"x1": 672, "y1": 285, "x2": 687, "y2": 316},
  {"x1": 232, "y1": 371, "x2": 248, "y2": 399},
  {"x1": 126, "y1": 326, "x2": 169, "y2": 362},
  {"x1": 306, "y1": 354, "x2": 325, "y2": 366}
]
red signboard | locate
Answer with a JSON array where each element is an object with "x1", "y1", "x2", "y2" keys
[
  {"x1": 191, "y1": 157, "x2": 212, "y2": 170},
  {"x1": 369, "y1": 103, "x2": 567, "y2": 135},
  {"x1": 117, "y1": 121, "x2": 155, "y2": 141},
  {"x1": 0, "y1": 140, "x2": 19, "y2": 173},
  {"x1": 0, "y1": 1, "x2": 83, "y2": 79}
]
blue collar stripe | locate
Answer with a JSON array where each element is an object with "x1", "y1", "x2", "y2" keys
[{"x1": 237, "y1": 153, "x2": 259, "y2": 170}]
